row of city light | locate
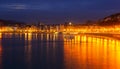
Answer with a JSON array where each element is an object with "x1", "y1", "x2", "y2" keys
[{"x1": 0, "y1": 24, "x2": 120, "y2": 34}]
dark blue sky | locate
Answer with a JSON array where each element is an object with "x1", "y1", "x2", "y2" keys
[{"x1": 0, "y1": 0, "x2": 120, "y2": 24}]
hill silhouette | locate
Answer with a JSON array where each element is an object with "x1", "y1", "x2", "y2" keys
[
  {"x1": 0, "y1": 19, "x2": 26, "y2": 26},
  {"x1": 98, "y1": 13, "x2": 120, "y2": 25}
]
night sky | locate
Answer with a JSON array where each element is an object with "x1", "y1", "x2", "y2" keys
[{"x1": 0, "y1": 0, "x2": 120, "y2": 24}]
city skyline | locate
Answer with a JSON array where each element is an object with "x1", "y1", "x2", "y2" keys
[{"x1": 0, "y1": 0, "x2": 120, "y2": 24}]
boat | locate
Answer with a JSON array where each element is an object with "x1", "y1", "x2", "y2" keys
[{"x1": 64, "y1": 33, "x2": 75, "y2": 39}]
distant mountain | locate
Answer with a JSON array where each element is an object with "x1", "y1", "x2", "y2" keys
[
  {"x1": 98, "y1": 13, "x2": 120, "y2": 25},
  {"x1": 0, "y1": 19, "x2": 26, "y2": 26}
]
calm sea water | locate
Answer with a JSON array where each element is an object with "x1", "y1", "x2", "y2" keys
[{"x1": 0, "y1": 33, "x2": 120, "y2": 69}]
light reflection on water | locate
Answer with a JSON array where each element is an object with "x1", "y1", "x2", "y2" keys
[
  {"x1": 0, "y1": 33, "x2": 120, "y2": 69},
  {"x1": 0, "y1": 33, "x2": 2, "y2": 69},
  {"x1": 64, "y1": 35, "x2": 120, "y2": 69}
]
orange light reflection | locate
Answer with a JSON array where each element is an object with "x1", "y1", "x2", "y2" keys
[{"x1": 64, "y1": 34, "x2": 120, "y2": 69}]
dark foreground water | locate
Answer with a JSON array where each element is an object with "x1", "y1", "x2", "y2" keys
[{"x1": 0, "y1": 33, "x2": 120, "y2": 69}]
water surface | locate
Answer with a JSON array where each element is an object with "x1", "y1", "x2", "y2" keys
[{"x1": 0, "y1": 33, "x2": 120, "y2": 69}]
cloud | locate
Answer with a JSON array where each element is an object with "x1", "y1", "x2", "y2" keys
[
  {"x1": 0, "y1": 1, "x2": 96, "y2": 11},
  {"x1": 0, "y1": 3, "x2": 54, "y2": 11},
  {"x1": 0, "y1": 4, "x2": 27, "y2": 10}
]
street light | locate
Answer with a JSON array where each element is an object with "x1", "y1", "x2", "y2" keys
[{"x1": 69, "y1": 22, "x2": 72, "y2": 25}]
